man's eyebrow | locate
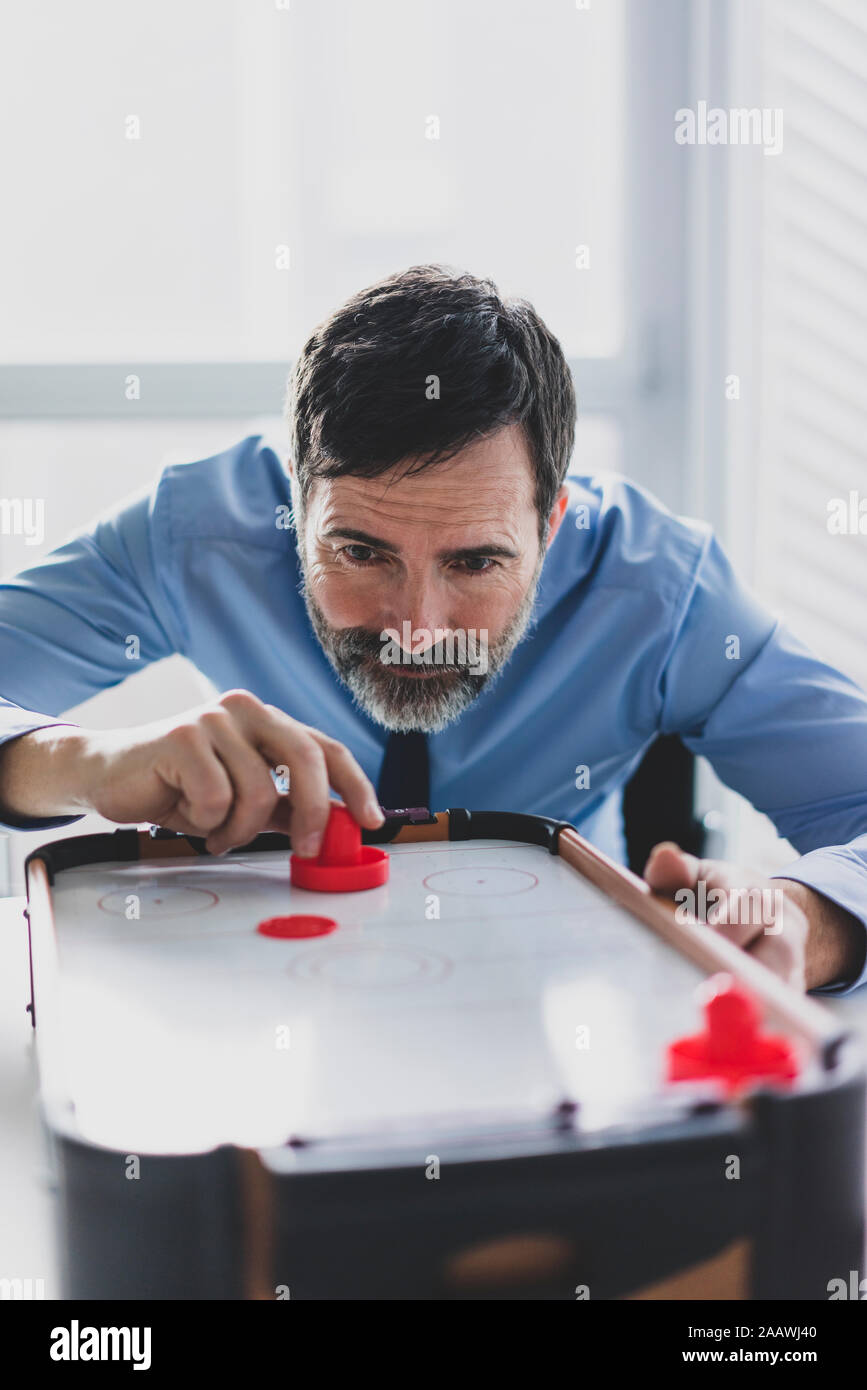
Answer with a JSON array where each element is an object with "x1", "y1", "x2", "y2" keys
[
  {"x1": 440, "y1": 544, "x2": 520, "y2": 562},
  {"x1": 322, "y1": 527, "x2": 400, "y2": 553},
  {"x1": 322, "y1": 527, "x2": 520, "y2": 562}
]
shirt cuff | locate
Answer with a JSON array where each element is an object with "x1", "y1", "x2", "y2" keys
[
  {"x1": 772, "y1": 845, "x2": 867, "y2": 995},
  {"x1": 0, "y1": 716, "x2": 86, "y2": 832}
]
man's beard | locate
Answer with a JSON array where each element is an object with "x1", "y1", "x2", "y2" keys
[{"x1": 299, "y1": 561, "x2": 543, "y2": 734}]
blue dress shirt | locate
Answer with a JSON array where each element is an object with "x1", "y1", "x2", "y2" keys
[{"x1": 2, "y1": 435, "x2": 866, "y2": 993}]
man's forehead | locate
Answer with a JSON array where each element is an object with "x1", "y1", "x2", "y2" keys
[
  {"x1": 304, "y1": 427, "x2": 537, "y2": 528},
  {"x1": 315, "y1": 478, "x2": 526, "y2": 532}
]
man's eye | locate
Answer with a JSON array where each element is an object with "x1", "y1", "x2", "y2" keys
[
  {"x1": 342, "y1": 544, "x2": 378, "y2": 565},
  {"x1": 457, "y1": 556, "x2": 497, "y2": 574}
]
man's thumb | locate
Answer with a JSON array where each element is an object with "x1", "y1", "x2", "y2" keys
[{"x1": 643, "y1": 841, "x2": 700, "y2": 891}]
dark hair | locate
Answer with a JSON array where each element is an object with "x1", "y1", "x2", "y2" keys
[{"x1": 287, "y1": 264, "x2": 576, "y2": 533}]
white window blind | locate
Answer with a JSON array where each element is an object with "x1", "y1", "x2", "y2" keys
[{"x1": 756, "y1": 0, "x2": 867, "y2": 692}]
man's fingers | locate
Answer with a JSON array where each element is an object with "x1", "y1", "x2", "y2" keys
[
  {"x1": 236, "y1": 702, "x2": 383, "y2": 851},
  {"x1": 643, "y1": 841, "x2": 700, "y2": 892},
  {"x1": 643, "y1": 838, "x2": 809, "y2": 989},
  {"x1": 645, "y1": 841, "x2": 766, "y2": 950},
  {"x1": 256, "y1": 715, "x2": 366, "y2": 854},
  {"x1": 308, "y1": 730, "x2": 384, "y2": 829},
  {"x1": 276, "y1": 732, "x2": 332, "y2": 855},
  {"x1": 152, "y1": 691, "x2": 384, "y2": 857},
  {"x1": 154, "y1": 724, "x2": 235, "y2": 832},
  {"x1": 199, "y1": 710, "x2": 280, "y2": 854},
  {"x1": 739, "y1": 889, "x2": 811, "y2": 989},
  {"x1": 748, "y1": 894, "x2": 809, "y2": 989}
]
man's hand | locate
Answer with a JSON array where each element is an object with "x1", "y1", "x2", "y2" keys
[
  {"x1": 0, "y1": 689, "x2": 385, "y2": 856},
  {"x1": 644, "y1": 842, "x2": 867, "y2": 993}
]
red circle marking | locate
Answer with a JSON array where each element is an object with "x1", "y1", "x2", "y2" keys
[
  {"x1": 288, "y1": 943, "x2": 452, "y2": 987},
  {"x1": 97, "y1": 885, "x2": 219, "y2": 916},
  {"x1": 257, "y1": 914, "x2": 338, "y2": 940},
  {"x1": 422, "y1": 867, "x2": 539, "y2": 896}
]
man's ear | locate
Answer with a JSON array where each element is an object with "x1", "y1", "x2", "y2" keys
[{"x1": 544, "y1": 486, "x2": 571, "y2": 549}]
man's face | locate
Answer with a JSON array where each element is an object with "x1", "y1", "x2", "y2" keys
[{"x1": 292, "y1": 423, "x2": 567, "y2": 732}]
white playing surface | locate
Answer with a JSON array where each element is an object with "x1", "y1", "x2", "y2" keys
[{"x1": 46, "y1": 840, "x2": 708, "y2": 1153}]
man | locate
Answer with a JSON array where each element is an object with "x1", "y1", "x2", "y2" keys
[{"x1": 1, "y1": 265, "x2": 865, "y2": 993}]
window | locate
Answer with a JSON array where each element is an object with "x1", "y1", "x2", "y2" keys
[
  {"x1": 0, "y1": 0, "x2": 626, "y2": 364},
  {"x1": 0, "y1": 1, "x2": 690, "y2": 891}
]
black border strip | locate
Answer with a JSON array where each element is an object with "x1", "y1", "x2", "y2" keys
[
  {"x1": 446, "y1": 808, "x2": 571, "y2": 853},
  {"x1": 24, "y1": 809, "x2": 574, "y2": 887}
]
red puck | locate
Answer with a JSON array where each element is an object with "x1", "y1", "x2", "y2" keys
[
  {"x1": 257, "y1": 914, "x2": 338, "y2": 939},
  {"x1": 290, "y1": 803, "x2": 390, "y2": 893},
  {"x1": 290, "y1": 845, "x2": 389, "y2": 893},
  {"x1": 667, "y1": 973, "x2": 799, "y2": 1095}
]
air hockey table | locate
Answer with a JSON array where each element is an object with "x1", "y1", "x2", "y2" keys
[{"x1": 24, "y1": 808, "x2": 866, "y2": 1301}]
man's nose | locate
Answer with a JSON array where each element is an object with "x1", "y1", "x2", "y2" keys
[{"x1": 385, "y1": 578, "x2": 452, "y2": 655}]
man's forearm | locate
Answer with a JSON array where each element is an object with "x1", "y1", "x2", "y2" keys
[
  {"x1": 779, "y1": 879, "x2": 867, "y2": 991},
  {"x1": 0, "y1": 726, "x2": 93, "y2": 820}
]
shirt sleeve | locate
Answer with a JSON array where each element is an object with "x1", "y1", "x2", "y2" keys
[
  {"x1": 0, "y1": 478, "x2": 182, "y2": 832},
  {"x1": 658, "y1": 528, "x2": 867, "y2": 995}
]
